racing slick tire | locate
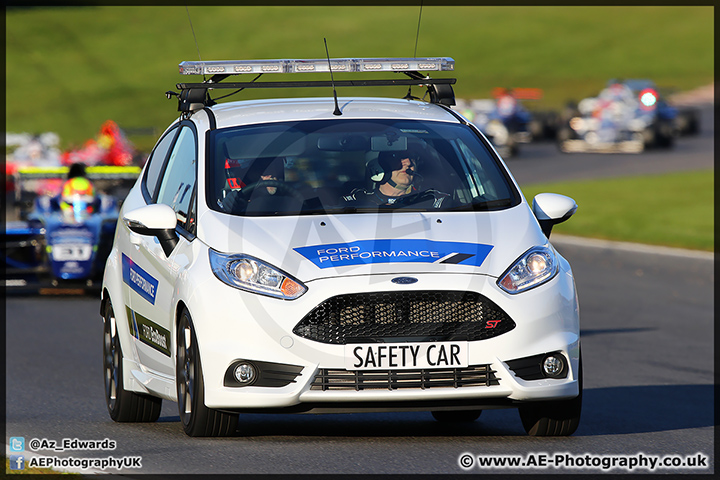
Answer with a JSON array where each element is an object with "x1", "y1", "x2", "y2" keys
[
  {"x1": 641, "y1": 127, "x2": 657, "y2": 149},
  {"x1": 528, "y1": 118, "x2": 544, "y2": 140},
  {"x1": 508, "y1": 138, "x2": 520, "y2": 157},
  {"x1": 103, "y1": 300, "x2": 162, "y2": 422},
  {"x1": 556, "y1": 126, "x2": 574, "y2": 153},
  {"x1": 176, "y1": 307, "x2": 238, "y2": 437},
  {"x1": 676, "y1": 108, "x2": 700, "y2": 136},
  {"x1": 656, "y1": 121, "x2": 675, "y2": 148},
  {"x1": 518, "y1": 351, "x2": 582, "y2": 436},
  {"x1": 643, "y1": 122, "x2": 674, "y2": 149},
  {"x1": 431, "y1": 410, "x2": 482, "y2": 422}
]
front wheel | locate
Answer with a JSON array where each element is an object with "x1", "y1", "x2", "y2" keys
[
  {"x1": 518, "y1": 352, "x2": 582, "y2": 436},
  {"x1": 176, "y1": 307, "x2": 238, "y2": 437},
  {"x1": 103, "y1": 300, "x2": 162, "y2": 422}
]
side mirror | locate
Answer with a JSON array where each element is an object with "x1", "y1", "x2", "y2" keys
[
  {"x1": 532, "y1": 193, "x2": 578, "y2": 238},
  {"x1": 123, "y1": 204, "x2": 179, "y2": 257}
]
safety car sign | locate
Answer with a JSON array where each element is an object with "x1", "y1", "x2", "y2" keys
[{"x1": 345, "y1": 341, "x2": 468, "y2": 370}]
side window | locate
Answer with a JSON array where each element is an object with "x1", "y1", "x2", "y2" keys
[
  {"x1": 455, "y1": 139, "x2": 487, "y2": 198},
  {"x1": 144, "y1": 127, "x2": 177, "y2": 199},
  {"x1": 156, "y1": 126, "x2": 197, "y2": 230}
]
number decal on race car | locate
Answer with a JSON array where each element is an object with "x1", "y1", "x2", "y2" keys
[{"x1": 51, "y1": 244, "x2": 93, "y2": 261}]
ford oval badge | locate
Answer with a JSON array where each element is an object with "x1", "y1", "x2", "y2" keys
[{"x1": 391, "y1": 277, "x2": 418, "y2": 285}]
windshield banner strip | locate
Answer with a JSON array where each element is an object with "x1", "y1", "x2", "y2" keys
[{"x1": 294, "y1": 239, "x2": 493, "y2": 269}]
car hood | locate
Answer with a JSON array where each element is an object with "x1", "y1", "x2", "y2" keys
[{"x1": 197, "y1": 204, "x2": 547, "y2": 282}]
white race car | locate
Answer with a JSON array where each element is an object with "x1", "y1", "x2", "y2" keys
[{"x1": 101, "y1": 57, "x2": 581, "y2": 437}]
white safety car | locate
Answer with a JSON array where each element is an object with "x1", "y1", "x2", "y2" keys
[{"x1": 101, "y1": 57, "x2": 582, "y2": 437}]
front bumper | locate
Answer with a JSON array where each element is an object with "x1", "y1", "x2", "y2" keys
[{"x1": 186, "y1": 268, "x2": 580, "y2": 411}]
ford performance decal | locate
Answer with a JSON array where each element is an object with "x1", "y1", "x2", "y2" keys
[
  {"x1": 122, "y1": 254, "x2": 159, "y2": 304},
  {"x1": 294, "y1": 240, "x2": 493, "y2": 269}
]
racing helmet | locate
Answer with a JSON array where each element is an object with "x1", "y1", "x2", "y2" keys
[{"x1": 60, "y1": 175, "x2": 96, "y2": 221}]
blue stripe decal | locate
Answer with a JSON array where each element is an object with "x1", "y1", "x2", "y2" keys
[
  {"x1": 126, "y1": 305, "x2": 140, "y2": 339},
  {"x1": 294, "y1": 239, "x2": 493, "y2": 269},
  {"x1": 122, "y1": 254, "x2": 159, "y2": 305}
]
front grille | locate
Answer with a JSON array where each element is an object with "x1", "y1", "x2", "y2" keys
[
  {"x1": 311, "y1": 365, "x2": 499, "y2": 391},
  {"x1": 293, "y1": 291, "x2": 515, "y2": 344}
]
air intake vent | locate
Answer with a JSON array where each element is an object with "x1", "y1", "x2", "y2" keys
[
  {"x1": 294, "y1": 291, "x2": 515, "y2": 345},
  {"x1": 311, "y1": 365, "x2": 499, "y2": 391}
]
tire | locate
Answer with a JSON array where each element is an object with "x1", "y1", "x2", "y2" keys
[
  {"x1": 642, "y1": 127, "x2": 656, "y2": 149},
  {"x1": 677, "y1": 109, "x2": 700, "y2": 136},
  {"x1": 103, "y1": 300, "x2": 162, "y2": 422},
  {"x1": 657, "y1": 122, "x2": 675, "y2": 148},
  {"x1": 176, "y1": 307, "x2": 238, "y2": 437},
  {"x1": 518, "y1": 352, "x2": 582, "y2": 436},
  {"x1": 686, "y1": 113, "x2": 700, "y2": 135},
  {"x1": 508, "y1": 139, "x2": 520, "y2": 157},
  {"x1": 528, "y1": 118, "x2": 544, "y2": 140},
  {"x1": 556, "y1": 126, "x2": 574, "y2": 153},
  {"x1": 431, "y1": 410, "x2": 482, "y2": 423}
]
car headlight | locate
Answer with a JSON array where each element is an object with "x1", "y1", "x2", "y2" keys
[
  {"x1": 209, "y1": 250, "x2": 307, "y2": 300},
  {"x1": 497, "y1": 244, "x2": 559, "y2": 294}
]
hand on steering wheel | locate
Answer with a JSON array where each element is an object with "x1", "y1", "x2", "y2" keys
[{"x1": 238, "y1": 179, "x2": 305, "y2": 203}]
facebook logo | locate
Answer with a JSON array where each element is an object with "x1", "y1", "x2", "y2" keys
[
  {"x1": 10, "y1": 436, "x2": 25, "y2": 451},
  {"x1": 9, "y1": 455, "x2": 25, "y2": 470}
]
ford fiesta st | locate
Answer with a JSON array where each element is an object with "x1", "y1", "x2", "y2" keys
[{"x1": 101, "y1": 57, "x2": 581, "y2": 437}]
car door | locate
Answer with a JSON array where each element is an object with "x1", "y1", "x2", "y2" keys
[
  {"x1": 127, "y1": 123, "x2": 198, "y2": 376},
  {"x1": 119, "y1": 125, "x2": 176, "y2": 369}
]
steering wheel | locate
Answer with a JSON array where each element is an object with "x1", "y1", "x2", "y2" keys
[
  {"x1": 391, "y1": 189, "x2": 432, "y2": 206},
  {"x1": 391, "y1": 189, "x2": 450, "y2": 209},
  {"x1": 222, "y1": 180, "x2": 305, "y2": 214}
]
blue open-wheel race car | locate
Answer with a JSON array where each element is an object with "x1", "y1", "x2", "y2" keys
[{"x1": 4, "y1": 164, "x2": 141, "y2": 294}]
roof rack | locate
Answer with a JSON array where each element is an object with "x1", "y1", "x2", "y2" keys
[{"x1": 170, "y1": 57, "x2": 457, "y2": 112}]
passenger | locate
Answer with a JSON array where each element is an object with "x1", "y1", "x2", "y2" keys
[
  {"x1": 221, "y1": 157, "x2": 286, "y2": 213},
  {"x1": 224, "y1": 157, "x2": 283, "y2": 196}
]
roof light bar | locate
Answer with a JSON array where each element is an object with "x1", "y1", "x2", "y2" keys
[{"x1": 179, "y1": 57, "x2": 454, "y2": 76}]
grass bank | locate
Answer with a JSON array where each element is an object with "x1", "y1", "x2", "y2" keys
[
  {"x1": 521, "y1": 170, "x2": 714, "y2": 251},
  {"x1": 6, "y1": 6, "x2": 714, "y2": 152}
]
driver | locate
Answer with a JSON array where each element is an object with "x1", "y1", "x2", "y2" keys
[{"x1": 344, "y1": 148, "x2": 449, "y2": 208}]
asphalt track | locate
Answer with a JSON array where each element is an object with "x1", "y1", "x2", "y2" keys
[{"x1": 4, "y1": 105, "x2": 714, "y2": 475}]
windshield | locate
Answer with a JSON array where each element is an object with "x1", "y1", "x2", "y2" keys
[{"x1": 206, "y1": 119, "x2": 521, "y2": 216}]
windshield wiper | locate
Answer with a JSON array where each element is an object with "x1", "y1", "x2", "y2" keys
[
  {"x1": 315, "y1": 206, "x2": 381, "y2": 214},
  {"x1": 470, "y1": 198, "x2": 513, "y2": 210}
]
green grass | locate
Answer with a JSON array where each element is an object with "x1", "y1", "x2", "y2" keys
[
  {"x1": 521, "y1": 170, "x2": 714, "y2": 251},
  {"x1": 5, "y1": 6, "x2": 714, "y2": 252},
  {"x1": 6, "y1": 6, "x2": 714, "y2": 152}
]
